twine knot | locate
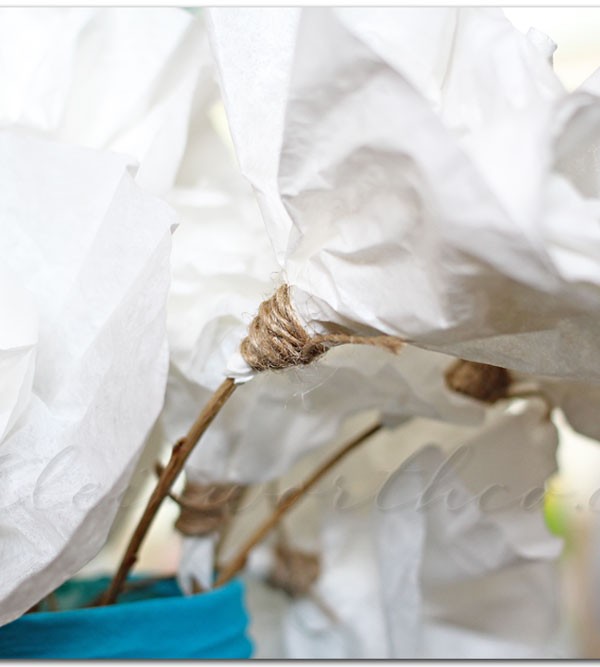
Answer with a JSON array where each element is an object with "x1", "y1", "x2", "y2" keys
[
  {"x1": 445, "y1": 359, "x2": 512, "y2": 404},
  {"x1": 167, "y1": 474, "x2": 245, "y2": 537},
  {"x1": 240, "y1": 285, "x2": 405, "y2": 372},
  {"x1": 266, "y1": 543, "x2": 321, "y2": 598}
]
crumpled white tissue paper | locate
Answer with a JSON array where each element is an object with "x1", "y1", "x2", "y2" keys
[
  {"x1": 376, "y1": 402, "x2": 564, "y2": 658},
  {"x1": 0, "y1": 7, "x2": 211, "y2": 196},
  {"x1": 0, "y1": 267, "x2": 38, "y2": 442},
  {"x1": 0, "y1": 131, "x2": 174, "y2": 626},
  {"x1": 207, "y1": 7, "x2": 600, "y2": 383},
  {"x1": 243, "y1": 401, "x2": 567, "y2": 658}
]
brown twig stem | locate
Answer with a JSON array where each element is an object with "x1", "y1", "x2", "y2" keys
[
  {"x1": 99, "y1": 377, "x2": 237, "y2": 605},
  {"x1": 214, "y1": 421, "x2": 382, "y2": 587}
]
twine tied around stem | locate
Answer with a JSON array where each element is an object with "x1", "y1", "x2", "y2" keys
[
  {"x1": 444, "y1": 359, "x2": 512, "y2": 404},
  {"x1": 175, "y1": 481, "x2": 245, "y2": 537},
  {"x1": 266, "y1": 543, "x2": 321, "y2": 598},
  {"x1": 240, "y1": 284, "x2": 405, "y2": 372},
  {"x1": 156, "y1": 463, "x2": 245, "y2": 537},
  {"x1": 265, "y1": 540, "x2": 339, "y2": 623}
]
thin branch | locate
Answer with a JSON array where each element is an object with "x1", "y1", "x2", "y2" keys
[
  {"x1": 215, "y1": 421, "x2": 383, "y2": 587},
  {"x1": 99, "y1": 377, "x2": 237, "y2": 605}
]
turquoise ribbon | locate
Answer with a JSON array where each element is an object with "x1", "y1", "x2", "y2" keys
[{"x1": 0, "y1": 576, "x2": 253, "y2": 659}]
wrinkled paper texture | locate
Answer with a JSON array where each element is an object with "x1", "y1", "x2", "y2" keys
[
  {"x1": 0, "y1": 7, "x2": 210, "y2": 196},
  {"x1": 0, "y1": 267, "x2": 38, "y2": 442},
  {"x1": 208, "y1": 7, "x2": 600, "y2": 383},
  {"x1": 0, "y1": 132, "x2": 174, "y2": 626}
]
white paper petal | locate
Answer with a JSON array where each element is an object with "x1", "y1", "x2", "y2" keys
[
  {"x1": 0, "y1": 267, "x2": 38, "y2": 441},
  {"x1": 177, "y1": 536, "x2": 216, "y2": 594},
  {"x1": 242, "y1": 402, "x2": 566, "y2": 658},
  {"x1": 376, "y1": 402, "x2": 563, "y2": 657},
  {"x1": 205, "y1": 8, "x2": 301, "y2": 264},
  {"x1": 282, "y1": 509, "x2": 391, "y2": 659},
  {"x1": 0, "y1": 132, "x2": 174, "y2": 625},
  {"x1": 0, "y1": 7, "x2": 211, "y2": 196}
]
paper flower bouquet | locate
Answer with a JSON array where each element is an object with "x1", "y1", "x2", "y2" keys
[{"x1": 0, "y1": 6, "x2": 599, "y2": 659}]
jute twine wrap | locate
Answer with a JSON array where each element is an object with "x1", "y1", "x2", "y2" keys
[
  {"x1": 240, "y1": 285, "x2": 405, "y2": 372},
  {"x1": 174, "y1": 480, "x2": 245, "y2": 537},
  {"x1": 155, "y1": 462, "x2": 245, "y2": 537},
  {"x1": 445, "y1": 359, "x2": 512, "y2": 404},
  {"x1": 266, "y1": 543, "x2": 321, "y2": 598}
]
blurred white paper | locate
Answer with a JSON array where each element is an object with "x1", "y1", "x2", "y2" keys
[
  {"x1": 0, "y1": 132, "x2": 174, "y2": 626},
  {"x1": 176, "y1": 342, "x2": 485, "y2": 594},
  {"x1": 177, "y1": 345, "x2": 483, "y2": 487},
  {"x1": 282, "y1": 510, "x2": 390, "y2": 659},
  {"x1": 240, "y1": 401, "x2": 566, "y2": 658},
  {"x1": 376, "y1": 402, "x2": 564, "y2": 657}
]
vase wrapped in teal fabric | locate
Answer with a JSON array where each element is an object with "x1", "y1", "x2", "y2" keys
[{"x1": 0, "y1": 576, "x2": 253, "y2": 659}]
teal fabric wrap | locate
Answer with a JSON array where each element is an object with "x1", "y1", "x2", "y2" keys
[{"x1": 0, "y1": 576, "x2": 253, "y2": 659}]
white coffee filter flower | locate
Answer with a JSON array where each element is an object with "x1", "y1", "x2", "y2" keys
[
  {"x1": 0, "y1": 132, "x2": 174, "y2": 626},
  {"x1": 161, "y1": 88, "x2": 485, "y2": 593},
  {"x1": 207, "y1": 7, "x2": 600, "y2": 383}
]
